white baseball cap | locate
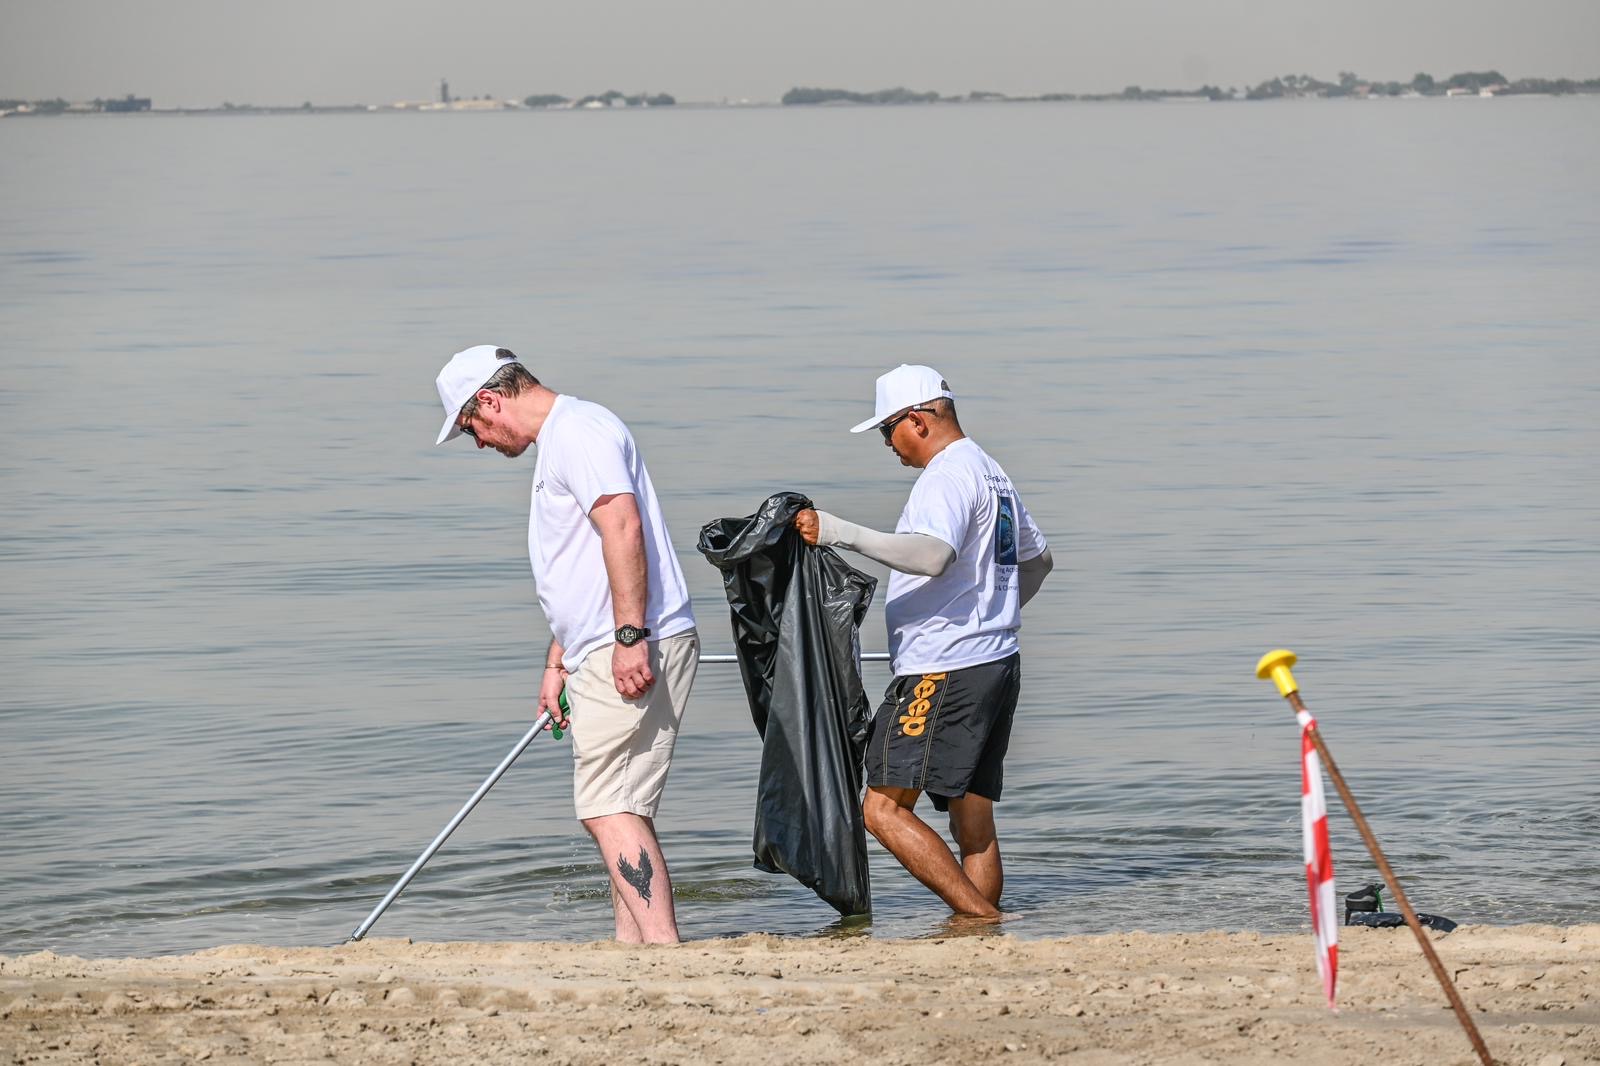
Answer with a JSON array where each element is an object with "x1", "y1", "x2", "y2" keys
[
  {"x1": 849, "y1": 364, "x2": 955, "y2": 433},
  {"x1": 435, "y1": 345, "x2": 519, "y2": 445}
]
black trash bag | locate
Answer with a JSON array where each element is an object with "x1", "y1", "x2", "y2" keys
[
  {"x1": 698, "y1": 491, "x2": 877, "y2": 916},
  {"x1": 1346, "y1": 911, "x2": 1458, "y2": 933}
]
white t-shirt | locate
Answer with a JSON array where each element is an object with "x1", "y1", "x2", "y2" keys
[
  {"x1": 886, "y1": 437, "x2": 1047, "y2": 676},
  {"x1": 528, "y1": 395, "x2": 696, "y2": 671}
]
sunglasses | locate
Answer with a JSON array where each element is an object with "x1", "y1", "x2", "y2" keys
[
  {"x1": 457, "y1": 414, "x2": 479, "y2": 441},
  {"x1": 878, "y1": 406, "x2": 936, "y2": 441}
]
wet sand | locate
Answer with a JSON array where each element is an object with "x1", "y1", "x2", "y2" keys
[{"x1": 2, "y1": 924, "x2": 1596, "y2": 1065}]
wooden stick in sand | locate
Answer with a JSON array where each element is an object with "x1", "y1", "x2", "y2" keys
[{"x1": 1255, "y1": 649, "x2": 1495, "y2": 1066}]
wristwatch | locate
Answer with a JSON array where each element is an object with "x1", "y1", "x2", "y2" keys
[{"x1": 615, "y1": 624, "x2": 651, "y2": 647}]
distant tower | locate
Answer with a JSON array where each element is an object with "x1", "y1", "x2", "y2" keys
[{"x1": 440, "y1": 79, "x2": 450, "y2": 105}]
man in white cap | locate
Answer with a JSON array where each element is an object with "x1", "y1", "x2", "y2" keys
[
  {"x1": 795, "y1": 365, "x2": 1053, "y2": 918},
  {"x1": 434, "y1": 345, "x2": 699, "y2": 943}
]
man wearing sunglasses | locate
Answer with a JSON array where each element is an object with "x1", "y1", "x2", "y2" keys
[
  {"x1": 434, "y1": 345, "x2": 699, "y2": 943},
  {"x1": 794, "y1": 364, "x2": 1053, "y2": 919}
]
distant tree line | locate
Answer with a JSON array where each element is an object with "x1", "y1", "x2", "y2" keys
[
  {"x1": 781, "y1": 86, "x2": 941, "y2": 105},
  {"x1": 781, "y1": 70, "x2": 1600, "y2": 106},
  {"x1": 1115, "y1": 85, "x2": 1231, "y2": 101},
  {"x1": 1247, "y1": 69, "x2": 1600, "y2": 99},
  {"x1": 0, "y1": 97, "x2": 66, "y2": 112},
  {"x1": 524, "y1": 90, "x2": 675, "y2": 108},
  {"x1": 1, "y1": 94, "x2": 150, "y2": 113}
]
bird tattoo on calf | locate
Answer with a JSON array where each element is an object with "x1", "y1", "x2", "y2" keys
[{"x1": 618, "y1": 848, "x2": 654, "y2": 906}]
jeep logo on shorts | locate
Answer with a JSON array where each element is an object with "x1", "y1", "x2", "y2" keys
[{"x1": 899, "y1": 673, "x2": 947, "y2": 737}]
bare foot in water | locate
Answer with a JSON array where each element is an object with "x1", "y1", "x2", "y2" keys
[{"x1": 934, "y1": 911, "x2": 1023, "y2": 937}]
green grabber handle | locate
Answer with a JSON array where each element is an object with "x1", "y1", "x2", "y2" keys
[{"x1": 551, "y1": 687, "x2": 571, "y2": 740}]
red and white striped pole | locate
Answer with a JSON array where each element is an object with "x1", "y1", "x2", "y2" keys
[
  {"x1": 1297, "y1": 697, "x2": 1339, "y2": 1009},
  {"x1": 1255, "y1": 650, "x2": 1495, "y2": 1066}
]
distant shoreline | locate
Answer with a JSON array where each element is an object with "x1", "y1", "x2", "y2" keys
[
  {"x1": 6, "y1": 92, "x2": 1600, "y2": 120},
  {"x1": 6, "y1": 69, "x2": 1599, "y2": 117}
]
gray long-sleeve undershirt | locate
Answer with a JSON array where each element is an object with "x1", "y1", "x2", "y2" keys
[
  {"x1": 813, "y1": 510, "x2": 1053, "y2": 605},
  {"x1": 814, "y1": 510, "x2": 956, "y2": 576}
]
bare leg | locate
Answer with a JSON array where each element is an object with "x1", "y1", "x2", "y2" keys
[
  {"x1": 582, "y1": 812, "x2": 678, "y2": 943},
  {"x1": 862, "y1": 786, "x2": 999, "y2": 917},
  {"x1": 946, "y1": 793, "x2": 1002, "y2": 906},
  {"x1": 610, "y1": 882, "x2": 643, "y2": 943}
]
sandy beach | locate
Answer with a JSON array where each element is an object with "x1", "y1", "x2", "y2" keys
[{"x1": 2, "y1": 924, "x2": 1595, "y2": 1065}]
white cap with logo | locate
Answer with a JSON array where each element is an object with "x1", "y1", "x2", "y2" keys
[
  {"x1": 435, "y1": 345, "x2": 519, "y2": 445},
  {"x1": 849, "y1": 364, "x2": 955, "y2": 433}
]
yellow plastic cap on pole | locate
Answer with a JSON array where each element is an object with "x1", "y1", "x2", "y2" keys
[{"x1": 1255, "y1": 649, "x2": 1300, "y2": 697}]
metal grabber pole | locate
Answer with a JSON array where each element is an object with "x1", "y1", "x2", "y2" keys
[
  {"x1": 698, "y1": 651, "x2": 891, "y2": 665},
  {"x1": 1255, "y1": 650, "x2": 1495, "y2": 1066}
]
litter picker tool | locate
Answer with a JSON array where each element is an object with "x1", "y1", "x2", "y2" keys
[{"x1": 1255, "y1": 650, "x2": 1495, "y2": 1066}]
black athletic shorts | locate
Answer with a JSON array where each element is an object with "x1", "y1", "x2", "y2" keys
[{"x1": 864, "y1": 653, "x2": 1021, "y2": 812}]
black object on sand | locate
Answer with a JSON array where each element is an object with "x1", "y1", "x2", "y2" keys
[{"x1": 1344, "y1": 882, "x2": 1458, "y2": 932}]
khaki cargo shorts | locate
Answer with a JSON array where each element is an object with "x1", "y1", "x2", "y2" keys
[{"x1": 567, "y1": 630, "x2": 698, "y2": 820}]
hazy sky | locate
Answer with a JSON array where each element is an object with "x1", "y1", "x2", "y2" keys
[{"x1": 6, "y1": 0, "x2": 1599, "y2": 106}]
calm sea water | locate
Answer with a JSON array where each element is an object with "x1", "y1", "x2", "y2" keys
[{"x1": 2, "y1": 99, "x2": 1597, "y2": 957}]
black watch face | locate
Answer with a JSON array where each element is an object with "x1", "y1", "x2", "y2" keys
[{"x1": 617, "y1": 625, "x2": 645, "y2": 645}]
